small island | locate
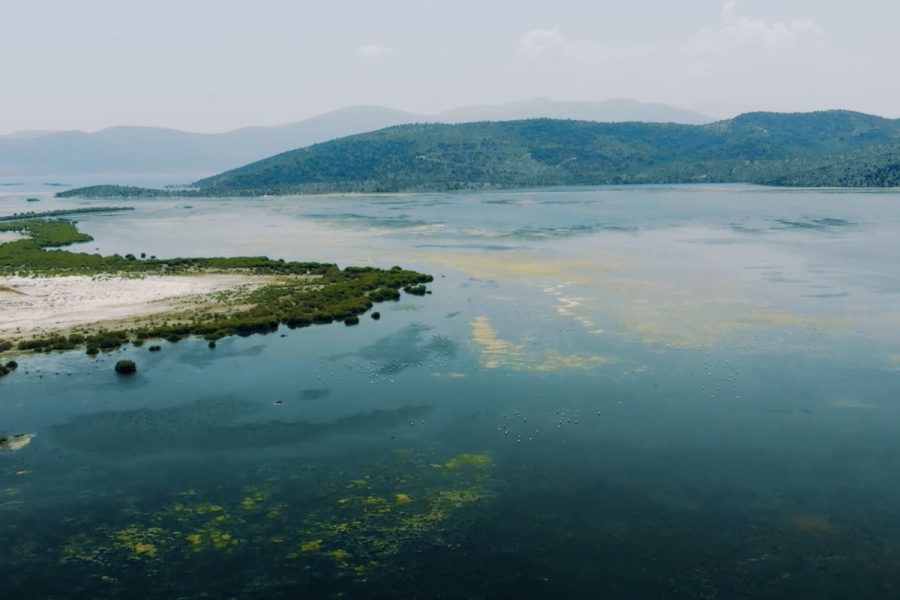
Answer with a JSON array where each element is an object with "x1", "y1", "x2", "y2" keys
[
  {"x1": 0, "y1": 217, "x2": 432, "y2": 363},
  {"x1": 115, "y1": 359, "x2": 137, "y2": 374}
]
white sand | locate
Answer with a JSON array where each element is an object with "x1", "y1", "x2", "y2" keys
[
  {"x1": 0, "y1": 232, "x2": 27, "y2": 244},
  {"x1": 0, "y1": 274, "x2": 263, "y2": 338},
  {"x1": 0, "y1": 433, "x2": 35, "y2": 451}
]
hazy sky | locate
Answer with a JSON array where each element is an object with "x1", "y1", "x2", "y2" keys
[{"x1": 2, "y1": 0, "x2": 898, "y2": 133}]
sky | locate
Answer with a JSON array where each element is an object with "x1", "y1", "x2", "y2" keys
[{"x1": 1, "y1": 0, "x2": 898, "y2": 133}]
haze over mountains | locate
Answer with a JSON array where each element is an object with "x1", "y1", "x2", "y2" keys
[
  {"x1": 0, "y1": 99, "x2": 710, "y2": 178},
  {"x1": 61, "y1": 110, "x2": 900, "y2": 197}
]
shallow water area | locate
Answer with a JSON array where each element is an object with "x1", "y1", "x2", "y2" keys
[{"x1": 2, "y1": 185, "x2": 900, "y2": 598}]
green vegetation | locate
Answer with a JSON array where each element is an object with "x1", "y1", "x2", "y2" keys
[
  {"x1": 59, "y1": 111, "x2": 900, "y2": 197},
  {"x1": 115, "y1": 359, "x2": 137, "y2": 374},
  {"x1": 404, "y1": 284, "x2": 428, "y2": 296},
  {"x1": 0, "y1": 219, "x2": 432, "y2": 356},
  {"x1": 0, "y1": 206, "x2": 134, "y2": 222},
  {"x1": 0, "y1": 359, "x2": 17, "y2": 377},
  {"x1": 56, "y1": 185, "x2": 179, "y2": 198}
]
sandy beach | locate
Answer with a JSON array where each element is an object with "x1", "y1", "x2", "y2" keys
[
  {"x1": 0, "y1": 231, "x2": 28, "y2": 244},
  {"x1": 0, "y1": 274, "x2": 266, "y2": 341}
]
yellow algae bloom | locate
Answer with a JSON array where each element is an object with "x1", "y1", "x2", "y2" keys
[
  {"x1": 445, "y1": 453, "x2": 493, "y2": 469},
  {"x1": 114, "y1": 526, "x2": 162, "y2": 558},
  {"x1": 530, "y1": 350, "x2": 613, "y2": 373},
  {"x1": 471, "y1": 316, "x2": 612, "y2": 372},
  {"x1": 194, "y1": 503, "x2": 223, "y2": 514},
  {"x1": 185, "y1": 533, "x2": 203, "y2": 546},
  {"x1": 470, "y1": 316, "x2": 526, "y2": 370},
  {"x1": 434, "y1": 489, "x2": 488, "y2": 507},
  {"x1": 240, "y1": 497, "x2": 259, "y2": 510},
  {"x1": 329, "y1": 522, "x2": 353, "y2": 534},
  {"x1": 329, "y1": 548, "x2": 352, "y2": 567},
  {"x1": 300, "y1": 539, "x2": 323, "y2": 552},
  {"x1": 209, "y1": 531, "x2": 235, "y2": 549},
  {"x1": 362, "y1": 496, "x2": 387, "y2": 506},
  {"x1": 394, "y1": 493, "x2": 412, "y2": 504}
]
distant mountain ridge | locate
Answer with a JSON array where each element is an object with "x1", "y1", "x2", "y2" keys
[
  {"x1": 60, "y1": 110, "x2": 900, "y2": 197},
  {"x1": 0, "y1": 99, "x2": 710, "y2": 177}
]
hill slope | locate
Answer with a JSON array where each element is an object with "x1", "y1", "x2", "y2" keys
[
  {"x1": 190, "y1": 111, "x2": 900, "y2": 194},
  {"x1": 0, "y1": 99, "x2": 709, "y2": 177},
  {"x1": 437, "y1": 98, "x2": 711, "y2": 125}
]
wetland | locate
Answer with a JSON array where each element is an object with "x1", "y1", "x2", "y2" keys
[{"x1": 2, "y1": 184, "x2": 900, "y2": 598}]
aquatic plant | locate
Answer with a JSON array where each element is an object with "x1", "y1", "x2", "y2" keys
[
  {"x1": 55, "y1": 448, "x2": 495, "y2": 583},
  {"x1": 114, "y1": 359, "x2": 137, "y2": 374},
  {"x1": 403, "y1": 284, "x2": 428, "y2": 296}
]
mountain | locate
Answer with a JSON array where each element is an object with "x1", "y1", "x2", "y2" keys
[
  {"x1": 172, "y1": 110, "x2": 899, "y2": 194},
  {"x1": 436, "y1": 98, "x2": 711, "y2": 125},
  {"x1": 0, "y1": 100, "x2": 710, "y2": 177},
  {"x1": 0, "y1": 106, "x2": 425, "y2": 177}
]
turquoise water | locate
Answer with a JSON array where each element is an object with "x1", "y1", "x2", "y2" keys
[{"x1": 2, "y1": 185, "x2": 900, "y2": 598}]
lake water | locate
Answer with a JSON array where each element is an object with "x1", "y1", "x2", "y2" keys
[{"x1": 2, "y1": 185, "x2": 900, "y2": 598}]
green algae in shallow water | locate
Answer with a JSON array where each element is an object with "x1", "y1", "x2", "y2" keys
[{"x1": 55, "y1": 449, "x2": 495, "y2": 582}]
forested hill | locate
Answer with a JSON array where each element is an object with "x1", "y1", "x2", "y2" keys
[{"x1": 62, "y1": 111, "x2": 900, "y2": 197}]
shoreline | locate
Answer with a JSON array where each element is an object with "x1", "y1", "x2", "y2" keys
[{"x1": 0, "y1": 273, "x2": 273, "y2": 347}]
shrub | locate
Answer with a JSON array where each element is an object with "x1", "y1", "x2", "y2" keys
[
  {"x1": 5, "y1": 360, "x2": 17, "y2": 370},
  {"x1": 403, "y1": 284, "x2": 427, "y2": 296},
  {"x1": 371, "y1": 311, "x2": 381, "y2": 320},
  {"x1": 148, "y1": 345, "x2": 162, "y2": 352},
  {"x1": 115, "y1": 359, "x2": 137, "y2": 374},
  {"x1": 344, "y1": 316, "x2": 359, "y2": 326},
  {"x1": 86, "y1": 347, "x2": 99, "y2": 356}
]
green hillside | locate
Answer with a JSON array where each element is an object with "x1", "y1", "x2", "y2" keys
[{"x1": 62, "y1": 111, "x2": 900, "y2": 197}]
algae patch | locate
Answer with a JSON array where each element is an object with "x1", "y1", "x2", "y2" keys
[{"x1": 470, "y1": 315, "x2": 613, "y2": 372}]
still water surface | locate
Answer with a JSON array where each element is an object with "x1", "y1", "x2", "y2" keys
[{"x1": 2, "y1": 185, "x2": 900, "y2": 598}]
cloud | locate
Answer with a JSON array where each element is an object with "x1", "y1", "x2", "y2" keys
[
  {"x1": 357, "y1": 44, "x2": 396, "y2": 60},
  {"x1": 684, "y1": 1, "x2": 822, "y2": 56},
  {"x1": 516, "y1": 2, "x2": 822, "y2": 65},
  {"x1": 516, "y1": 28, "x2": 648, "y2": 64}
]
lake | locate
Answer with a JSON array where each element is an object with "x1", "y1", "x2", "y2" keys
[{"x1": 2, "y1": 185, "x2": 900, "y2": 598}]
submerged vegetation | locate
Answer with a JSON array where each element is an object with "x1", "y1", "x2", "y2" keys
[
  {"x1": 0, "y1": 218, "x2": 433, "y2": 357},
  {"x1": 49, "y1": 448, "x2": 494, "y2": 589}
]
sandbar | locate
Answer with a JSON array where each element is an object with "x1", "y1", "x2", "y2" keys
[{"x1": 0, "y1": 274, "x2": 270, "y2": 342}]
